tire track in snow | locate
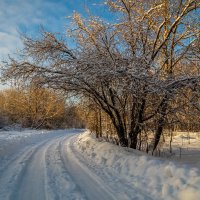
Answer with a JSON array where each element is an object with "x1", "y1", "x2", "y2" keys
[
  {"x1": 8, "y1": 135, "x2": 78, "y2": 200},
  {"x1": 0, "y1": 130, "x2": 159, "y2": 200},
  {"x1": 44, "y1": 136, "x2": 86, "y2": 200},
  {"x1": 0, "y1": 138, "x2": 51, "y2": 200},
  {"x1": 61, "y1": 136, "x2": 121, "y2": 200},
  {"x1": 63, "y1": 135, "x2": 158, "y2": 200},
  {"x1": 0, "y1": 132, "x2": 87, "y2": 200}
]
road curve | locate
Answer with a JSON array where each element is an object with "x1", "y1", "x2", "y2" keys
[
  {"x1": 0, "y1": 130, "x2": 85, "y2": 200},
  {"x1": 0, "y1": 129, "x2": 154, "y2": 200}
]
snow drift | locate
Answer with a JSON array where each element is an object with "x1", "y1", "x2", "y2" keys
[{"x1": 76, "y1": 131, "x2": 200, "y2": 200}]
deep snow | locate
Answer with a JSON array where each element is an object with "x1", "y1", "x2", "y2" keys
[
  {"x1": 0, "y1": 129, "x2": 199, "y2": 200},
  {"x1": 76, "y1": 131, "x2": 200, "y2": 200}
]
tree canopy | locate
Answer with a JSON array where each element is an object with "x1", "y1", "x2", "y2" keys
[{"x1": 1, "y1": 0, "x2": 200, "y2": 152}]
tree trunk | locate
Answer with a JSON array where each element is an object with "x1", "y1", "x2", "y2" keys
[
  {"x1": 129, "y1": 98, "x2": 145, "y2": 149},
  {"x1": 108, "y1": 112, "x2": 128, "y2": 147},
  {"x1": 129, "y1": 133, "x2": 138, "y2": 149},
  {"x1": 129, "y1": 125, "x2": 141, "y2": 149},
  {"x1": 152, "y1": 98, "x2": 168, "y2": 153},
  {"x1": 116, "y1": 123, "x2": 128, "y2": 147},
  {"x1": 153, "y1": 117, "x2": 164, "y2": 153}
]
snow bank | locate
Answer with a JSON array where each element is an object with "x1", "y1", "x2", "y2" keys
[
  {"x1": 0, "y1": 129, "x2": 63, "y2": 168},
  {"x1": 76, "y1": 131, "x2": 200, "y2": 200}
]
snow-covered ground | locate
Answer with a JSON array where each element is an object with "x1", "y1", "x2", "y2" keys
[
  {"x1": 76, "y1": 131, "x2": 200, "y2": 200},
  {"x1": 161, "y1": 132, "x2": 200, "y2": 167},
  {"x1": 0, "y1": 129, "x2": 199, "y2": 200},
  {"x1": 0, "y1": 128, "x2": 50, "y2": 163},
  {"x1": 0, "y1": 129, "x2": 86, "y2": 200}
]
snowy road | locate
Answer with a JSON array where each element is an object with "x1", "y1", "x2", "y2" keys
[
  {"x1": 0, "y1": 130, "x2": 85, "y2": 200},
  {"x1": 0, "y1": 129, "x2": 156, "y2": 200}
]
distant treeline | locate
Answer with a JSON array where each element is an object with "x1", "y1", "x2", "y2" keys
[{"x1": 0, "y1": 87, "x2": 84, "y2": 129}]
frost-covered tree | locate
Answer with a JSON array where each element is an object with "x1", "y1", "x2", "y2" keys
[{"x1": 1, "y1": 0, "x2": 200, "y2": 151}]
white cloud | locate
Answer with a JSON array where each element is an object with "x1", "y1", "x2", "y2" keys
[
  {"x1": 0, "y1": 0, "x2": 70, "y2": 60},
  {"x1": 0, "y1": 31, "x2": 22, "y2": 59}
]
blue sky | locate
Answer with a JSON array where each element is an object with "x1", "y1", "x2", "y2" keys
[{"x1": 0, "y1": 0, "x2": 113, "y2": 60}]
